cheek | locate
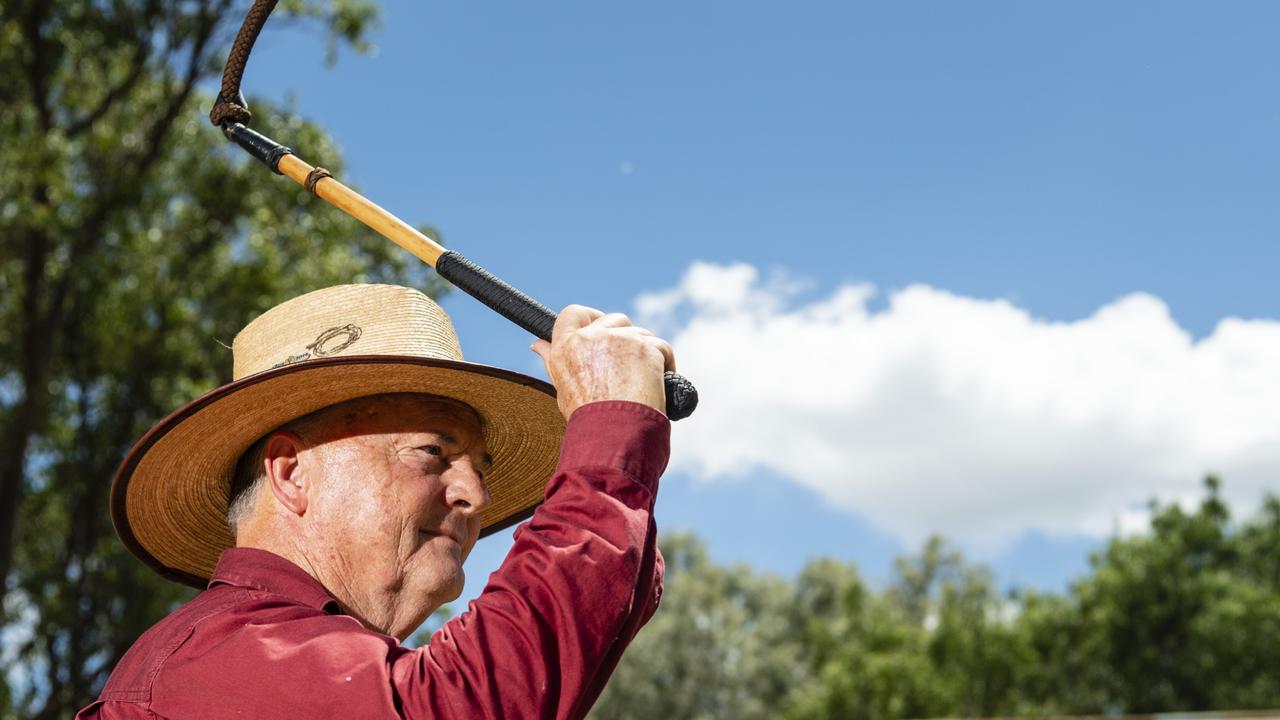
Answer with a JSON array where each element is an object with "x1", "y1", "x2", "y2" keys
[
  {"x1": 313, "y1": 451, "x2": 403, "y2": 540},
  {"x1": 459, "y1": 518, "x2": 482, "y2": 561},
  {"x1": 398, "y1": 475, "x2": 438, "y2": 520},
  {"x1": 387, "y1": 473, "x2": 445, "y2": 554}
]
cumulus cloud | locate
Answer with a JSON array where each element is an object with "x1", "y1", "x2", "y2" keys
[{"x1": 637, "y1": 262, "x2": 1280, "y2": 550}]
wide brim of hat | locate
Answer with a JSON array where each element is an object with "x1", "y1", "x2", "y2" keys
[{"x1": 112, "y1": 355, "x2": 564, "y2": 588}]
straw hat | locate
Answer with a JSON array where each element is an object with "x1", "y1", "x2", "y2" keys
[{"x1": 111, "y1": 284, "x2": 564, "y2": 588}]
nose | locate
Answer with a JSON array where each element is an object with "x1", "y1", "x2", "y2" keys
[{"x1": 443, "y1": 457, "x2": 491, "y2": 516}]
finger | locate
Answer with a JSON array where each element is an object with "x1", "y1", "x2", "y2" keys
[
  {"x1": 607, "y1": 325, "x2": 654, "y2": 338},
  {"x1": 553, "y1": 304, "x2": 605, "y2": 339},
  {"x1": 530, "y1": 339, "x2": 552, "y2": 361},
  {"x1": 599, "y1": 326, "x2": 668, "y2": 362},
  {"x1": 592, "y1": 312, "x2": 633, "y2": 329},
  {"x1": 645, "y1": 336, "x2": 677, "y2": 373}
]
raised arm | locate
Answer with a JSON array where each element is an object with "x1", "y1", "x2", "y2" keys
[{"x1": 394, "y1": 307, "x2": 676, "y2": 719}]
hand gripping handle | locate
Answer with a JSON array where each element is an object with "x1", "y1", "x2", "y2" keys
[{"x1": 435, "y1": 251, "x2": 698, "y2": 420}]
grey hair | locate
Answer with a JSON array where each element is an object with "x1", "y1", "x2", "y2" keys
[{"x1": 227, "y1": 432, "x2": 274, "y2": 538}]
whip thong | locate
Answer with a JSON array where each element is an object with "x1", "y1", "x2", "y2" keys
[{"x1": 210, "y1": 0, "x2": 697, "y2": 420}]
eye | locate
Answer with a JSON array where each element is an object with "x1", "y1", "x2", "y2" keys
[{"x1": 418, "y1": 445, "x2": 443, "y2": 456}]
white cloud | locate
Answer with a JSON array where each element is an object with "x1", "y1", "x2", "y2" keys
[{"x1": 638, "y1": 262, "x2": 1280, "y2": 550}]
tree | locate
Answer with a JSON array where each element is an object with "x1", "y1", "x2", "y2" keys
[
  {"x1": 590, "y1": 534, "x2": 807, "y2": 720},
  {"x1": 1048, "y1": 477, "x2": 1280, "y2": 713},
  {"x1": 784, "y1": 537, "x2": 1011, "y2": 720},
  {"x1": 0, "y1": 1, "x2": 448, "y2": 715}
]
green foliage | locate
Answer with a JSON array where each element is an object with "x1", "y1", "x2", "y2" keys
[
  {"x1": 591, "y1": 479, "x2": 1280, "y2": 720},
  {"x1": 1059, "y1": 477, "x2": 1280, "y2": 713},
  {"x1": 592, "y1": 534, "x2": 806, "y2": 720}
]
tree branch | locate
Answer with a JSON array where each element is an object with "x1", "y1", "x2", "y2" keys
[
  {"x1": 64, "y1": 45, "x2": 150, "y2": 138},
  {"x1": 65, "y1": 0, "x2": 167, "y2": 138},
  {"x1": 44, "y1": 0, "x2": 226, "y2": 372},
  {"x1": 22, "y1": 2, "x2": 54, "y2": 132}
]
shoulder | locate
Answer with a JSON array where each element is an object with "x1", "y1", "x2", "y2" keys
[
  {"x1": 146, "y1": 591, "x2": 405, "y2": 718},
  {"x1": 97, "y1": 582, "x2": 400, "y2": 717},
  {"x1": 97, "y1": 584, "x2": 252, "y2": 703}
]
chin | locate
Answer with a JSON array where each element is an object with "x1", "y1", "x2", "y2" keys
[
  {"x1": 390, "y1": 574, "x2": 463, "y2": 641},
  {"x1": 411, "y1": 556, "x2": 466, "y2": 603},
  {"x1": 438, "y1": 567, "x2": 466, "y2": 602}
]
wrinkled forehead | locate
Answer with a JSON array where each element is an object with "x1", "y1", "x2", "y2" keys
[{"x1": 303, "y1": 392, "x2": 485, "y2": 443}]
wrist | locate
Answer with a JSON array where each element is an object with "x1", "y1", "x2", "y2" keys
[{"x1": 556, "y1": 401, "x2": 671, "y2": 490}]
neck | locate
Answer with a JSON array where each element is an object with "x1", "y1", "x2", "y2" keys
[{"x1": 236, "y1": 517, "x2": 388, "y2": 634}]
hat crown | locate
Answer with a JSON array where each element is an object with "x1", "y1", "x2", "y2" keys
[{"x1": 232, "y1": 284, "x2": 462, "y2": 379}]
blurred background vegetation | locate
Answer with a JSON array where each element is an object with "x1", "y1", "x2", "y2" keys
[
  {"x1": 590, "y1": 480, "x2": 1280, "y2": 719},
  {"x1": 3, "y1": 1, "x2": 1279, "y2": 718},
  {"x1": 0, "y1": 1, "x2": 431, "y2": 716}
]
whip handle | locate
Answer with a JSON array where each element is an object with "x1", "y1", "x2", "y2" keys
[{"x1": 435, "y1": 251, "x2": 698, "y2": 421}]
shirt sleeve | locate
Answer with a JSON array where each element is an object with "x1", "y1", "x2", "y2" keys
[{"x1": 392, "y1": 400, "x2": 671, "y2": 720}]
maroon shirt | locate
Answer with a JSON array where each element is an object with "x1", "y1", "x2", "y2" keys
[{"x1": 78, "y1": 401, "x2": 669, "y2": 720}]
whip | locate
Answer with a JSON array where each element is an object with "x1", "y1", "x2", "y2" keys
[{"x1": 209, "y1": 0, "x2": 697, "y2": 420}]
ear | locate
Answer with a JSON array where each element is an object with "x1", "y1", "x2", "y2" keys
[{"x1": 263, "y1": 431, "x2": 309, "y2": 517}]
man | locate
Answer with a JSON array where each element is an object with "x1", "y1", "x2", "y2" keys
[{"x1": 78, "y1": 283, "x2": 676, "y2": 719}]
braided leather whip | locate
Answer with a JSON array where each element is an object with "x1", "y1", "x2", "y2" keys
[{"x1": 209, "y1": 0, "x2": 277, "y2": 127}]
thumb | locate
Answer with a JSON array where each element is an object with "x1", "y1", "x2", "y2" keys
[{"x1": 530, "y1": 339, "x2": 552, "y2": 362}]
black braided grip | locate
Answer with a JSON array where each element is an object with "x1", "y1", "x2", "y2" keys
[
  {"x1": 434, "y1": 251, "x2": 698, "y2": 421},
  {"x1": 221, "y1": 122, "x2": 292, "y2": 174}
]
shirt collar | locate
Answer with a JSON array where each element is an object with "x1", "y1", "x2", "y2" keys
[{"x1": 209, "y1": 547, "x2": 342, "y2": 614}]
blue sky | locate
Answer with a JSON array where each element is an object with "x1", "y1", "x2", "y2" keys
[{"x1": 238, "y1": 1, "x2": 1280, "y2": 601}]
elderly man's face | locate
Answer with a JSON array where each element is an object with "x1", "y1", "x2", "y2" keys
[{"x1": 292, "y1": 394, "x2": 490, "y2": 639}]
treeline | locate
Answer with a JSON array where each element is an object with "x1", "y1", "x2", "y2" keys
[{"x1": 590, "y1": 478, "x2": 1280, "y2": 720}]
